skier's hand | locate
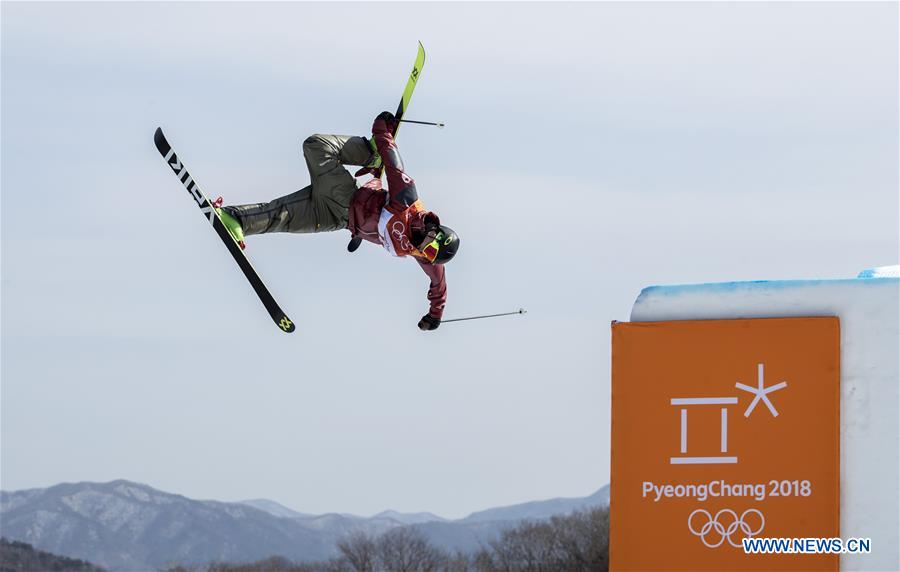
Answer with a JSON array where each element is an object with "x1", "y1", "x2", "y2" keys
[
  {"x1": 418, "y1": 314, "x2": 441, "y2": 331},
  {"x1": 374, "y1": 111, "x2": 399, "y2": 133}
]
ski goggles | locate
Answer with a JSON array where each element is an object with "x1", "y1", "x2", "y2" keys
[{"x1": 421, "y1": 238, "x2": 440, "y2": 263}]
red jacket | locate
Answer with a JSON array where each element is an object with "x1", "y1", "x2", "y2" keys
[{"x1": 347, "y1": 117, "x2": 447, "y2": 319}]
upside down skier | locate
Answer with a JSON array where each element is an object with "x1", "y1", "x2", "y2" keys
[{"x1": 216, "y1": 111, "x2": 460, "y2": 331}]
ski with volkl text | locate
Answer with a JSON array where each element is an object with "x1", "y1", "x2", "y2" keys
[
  {"x1": 153, "y1": 127, "x2": 296, "y2": 333},
  {"x1": 384, "y1": 40, "x2": 426, "y2": 154}
]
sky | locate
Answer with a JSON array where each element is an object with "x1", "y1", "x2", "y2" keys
[{"x1": 1, "y1": 2, "x2": 897, "y2": 519}]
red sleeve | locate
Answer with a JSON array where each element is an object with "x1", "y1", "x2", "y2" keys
[
  {"x1": 372, "y1": 117, "x2": 419, "y2": 210},
  {"x1": 416, "y1": 259, "x2": 447, "y2": 319}
]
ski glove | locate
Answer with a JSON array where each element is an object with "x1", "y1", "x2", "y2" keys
[
  {"x1": 356, "y1": 112, "x2": 397, "y2": 177},
  {"x1": 418, "y1": 314, "x2": 441, "y2": 331},
  {"x1": 375, "y1": 111, "x2": 399, "y2": 133}
]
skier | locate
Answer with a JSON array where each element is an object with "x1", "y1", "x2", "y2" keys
[{"x1": 216, "y1": 111, "x2": 460, "y2": 331}]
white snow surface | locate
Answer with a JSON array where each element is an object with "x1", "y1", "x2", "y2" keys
[
  {"x1": 630, "y1": 276, "x2": 900, "y2": 571},
  {"x1": 858, "y1": 265, "x2": 900, "y2": 278}
]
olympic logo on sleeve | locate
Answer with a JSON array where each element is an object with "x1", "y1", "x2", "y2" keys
[{"x1": 688, "y1": 509, "x2": 765, "y2": 548}]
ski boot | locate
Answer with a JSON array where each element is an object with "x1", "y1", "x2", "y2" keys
[
  {"x1": 353, "y1": 138, "x2": 382, "y2": 178},
  {"x1": 211, "y1": 197, "x2": 246, "y2": 250}
]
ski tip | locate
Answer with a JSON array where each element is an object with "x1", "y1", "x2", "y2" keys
[
  {"x1": 153, "y1": 127, "x2": 169, "y2": 153},
  {"x1": 277, "y1": 315, "x2": 296, "y2": 333}
]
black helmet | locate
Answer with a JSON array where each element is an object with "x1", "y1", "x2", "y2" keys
[{"x1": 422, "y1": 225, "x2": 460, "y2": 264}]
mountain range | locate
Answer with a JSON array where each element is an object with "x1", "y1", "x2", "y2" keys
[{"x1": 0, "y1": 480, "x2": 609, "y2": 571}]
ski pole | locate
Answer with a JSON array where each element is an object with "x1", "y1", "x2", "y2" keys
[
  {"x1": 442, "y1": 308, "x2": 527, "y2": 324},
  {"x1": 399, "y1": 119, "x2": 445, "y2": 129}
]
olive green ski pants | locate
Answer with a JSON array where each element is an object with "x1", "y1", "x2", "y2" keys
[{"x1": 224, "y1": 134, "x2": 371, "y2": 235}]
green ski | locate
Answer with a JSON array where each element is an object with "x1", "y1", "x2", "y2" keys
[{"x1": 387, "y1": 40, "x2": 426, "y2": 149}]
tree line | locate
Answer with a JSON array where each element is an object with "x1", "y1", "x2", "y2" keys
[
  {"x1": 164, "y1": 506, "x2": 609, "y2": 572},
  {"x1": 0, "y1": 538, "x2": 106, "y2": 572}
]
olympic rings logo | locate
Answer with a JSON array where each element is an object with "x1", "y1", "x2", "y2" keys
[
  {"x1": 391, "y1": 220, "x2": 414, "y2": 253},
  {"x1": 688, "y1": 509, "x2": 765, "y2": 548}
]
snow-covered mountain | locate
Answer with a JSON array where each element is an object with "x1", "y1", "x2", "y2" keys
[
  {"x1": 461, "y1": 486, "x2": 610, "y2": 523},
  {"x1": 0, "y1": 481, "x2": 336, "y2": 570},
  {"x1": 0, "y1": 480, "x2": 609, "y2": 571},
  {"x1": 238, "y1": 498, "x2": 312, "y2": 520},
  {"x1": 414, "y1": 487, "x2": 611, "y2": 553},
  {"x1": 372, "y1": 509, "x2": 448, "y2": 525}
]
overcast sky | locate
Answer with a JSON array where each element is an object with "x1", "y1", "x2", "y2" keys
[{"x1": 2, "y1": 2, "x2": 897, "y2": 519}]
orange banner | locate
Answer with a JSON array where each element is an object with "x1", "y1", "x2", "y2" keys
[{"x1": 610, "y1": 317, "x2": 840, "y2": 571}]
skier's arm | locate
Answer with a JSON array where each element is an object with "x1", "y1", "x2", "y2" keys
[
  {"x1": 372, "y1": 112, "x2": 419, "y2": 209},
  {"x1": 416, "y1": 258, "x2": 447, "y2": 320}
]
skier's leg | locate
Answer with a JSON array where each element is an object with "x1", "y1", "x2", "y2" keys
[
  {"x1": 222, "y1": 187, "x2": 317, "y2": 236},
  {"x1": 302, "y1": 134, "x2": 371, "y2": 233},
  {"x1": 220, "y1": 134, "x2": 372, "y2": 237},
  {"x1": 303, "y1": 133, "x2": 373, "y2": 173}
]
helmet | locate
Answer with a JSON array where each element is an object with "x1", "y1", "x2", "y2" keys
[{"x1": 422, "y1": 225, "x2": 460, "y2": 264}]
